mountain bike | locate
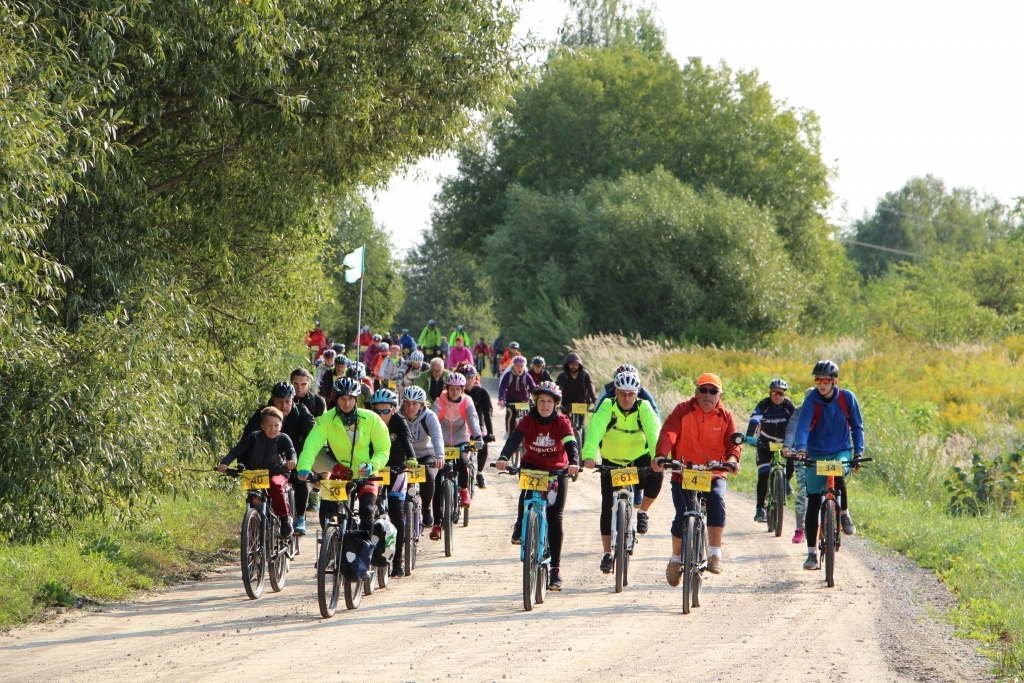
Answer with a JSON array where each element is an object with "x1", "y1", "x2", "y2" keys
[
  {"x1": 506, "y1": 402, "x2": 530, "y2": 468},
  {"x1": 566, "y1": 403, "x2": 589, "y2": 482},
  {"x1": 219, "y1": 466, "x2": 298, "y2": 600},
  {"x1": 594, "y1": 464, "x2": 651, "y2": 593},
  {"x1": 801, "y1": 455, "x2": 872, "y2": 587},
  {"x1": 436, "y1": 445, "x2": 473, "y2": 557},
  {"x1": 401, "y1": 463, "x2": 427, "y2": 577},
  {"x1": 310, "y1": 471, "x2": 384, "y2": 617},
  {"x1": 493, "y1": 465, "x2": 568, "y2": 611},
  {"x1": 758, "y1": 433, "x2": 788, "y2": 538}
]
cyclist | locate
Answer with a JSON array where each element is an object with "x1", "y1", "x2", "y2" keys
[
  {"x1": 784, "y1": 388, "x2": 814, "y2": 544},
  {"x1": 472, "y1": 338, "x2": 491, "y2": 373},
  {"x1": 297, "y1": 377, "x2": 392, "y2": 534},
  {"x1": 400, "y1": 350, "x2": 428, "y2": 389},
  {"x1": 370, "y1": 341, "x2": 390, "y2": 381},
  {"x1": 528, "y1": 357, "x2": 552, "y2": 386},
  {"x1": 794, "y1": 360, "x2": 865, "y2": 570},
  {"x1": 460, "y1": 364, "x2": 496, "y2": 489},
  {"x1": 219, "y1": 406, "x2": 298, "y2": 537},
  {"x1": 594, "y1": 365, "x2": 661, "y2": 419},
  {"x1": 496, "y1": 381, "x2": 580, "y2": 591},
  {"x1": 555, "y1": 352, "x2": 596, "y2": 415},
  {"x1": 499, "y1": 341, "x2": 521, "y2": 374},
  {"x1": 314, "y1": 349, "x2": 342, "y2": 396},
  {"x1": 581, "y1": 372, "x2": 662, "y2": 574},
  {"x1": 291, "y1": 368, "x2": 326, "y2": 418},
  {"x1": 419, "y1": 320, "x2": 443, "y2": 362},
  {"x1": 745, "y1": 379, "x2": 796, "y2": 523},
  {"x1": 446, "y1": 334, "x2": 474, "y2": 370},
  {"x1": 377, "y1": 344, "x2": 407, "y2": 388},
  {"x1": 357, "y1": 325, "x2": 373, "y2": 360},
  {"x1": 399, "y1": 329, "x2": 417, "y2": 357},
  {"x1": 305, "y1": 322, "x2": 326, "y2": 364},
  {"x1": 364, "y1": 334, "x2": 384, "y2": 376},
  {"x1": 415, "y1": 357, "x2": 450, "y2": 402},
  {"x1": 401, "y1": 385, "x2": 445, "y2": 528},
  {"x1": 333, "y1": 342, "x2": 347, "y2": 357},
  {"x1": 370, "y1": 388, "x2": 416, "y2": 578},
  {"x1": 654, "y1": 373, "x2": 741, "y2": 581},
  {"x1": 347, "y1": 362, "x2": 374, "y2": 401},
  {"x1": 448, "y1": 324, "x2": 468, "y2": 348},
  {"x1": 491, "y1": 335, "x2": 505, "y2": 377},
  {"x1": 429, "y1": 373, "x2": 482, "y2": 537},
  {"x1": 498, "y1": 355, "x2": 536, "y2": 437}
]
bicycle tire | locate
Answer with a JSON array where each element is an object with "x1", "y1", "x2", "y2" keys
[
  {"x1": 377, "y1": 562, "x2": 390, "y2": 589},
  {"x1": 363, "y1": 573, "x2": 374, "y2": 596},
  {"x1": 766, "y1": 493, "x2": 776, "y2": 535},
  {"x1": 614, "y1": 500, "x2": 628, "y2": 593},
  {"x1": 463, "y1": 463, "x2": 471, "y2": 528},
  {"x1": 268, "y1": 516, "x2": 287, "y2": 592},
  {"x1": 824, "y1": 499, "x2": 837, "y2": 587},
  {"x1": 316, "y1": 526, "x2": 341, "y2": 618},
  {"x1": 344, "y1": 573, "x2": 363, "y2": 610},
  {"x1": 692, "y1": 519, "x2": 707, "y2": 609},
  {"x1": 443, "y1": 480, "x2": 454, "y2": 558},
  {"x1": 681, "y1": 514, "x2": 695, "y2": 614},
  {"x1": 772, "y1": 469, "x2": 786, "y2": 538},
  {"x1": 536, "y1": 564, "x2": 547, "y2": 605},
  {"x1": 403, "y1": 499, "x2": 415, "y2": 577},
  {"x1": 522, "y1": 510, "x2": 538, "y2": 611},
  {"x1": 240, "y1": 508, "x2": 265, "y2": 600}
]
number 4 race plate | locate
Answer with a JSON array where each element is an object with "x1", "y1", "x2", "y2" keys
[
  {"x1": 321, "y1": 479, "x2": 348, "y2": 502},
  {"x1": 571, "y1": 403, "x2": 588, "y2": 415},
  {"x1": 681, "y1": 470, "x2": 712, "y2": 492},
  {"x1": 519, "y1": 470, "x2": 549, "y2": 491},
  {"x1": 816, "y1": 460, "x2": 844, "y2": 476},
  {"x1": 240, "y1": 469, "x2": 270, "y2": 491},
  {"x1": 610, "y1": 467, "x2": 639, "y2": 487}
]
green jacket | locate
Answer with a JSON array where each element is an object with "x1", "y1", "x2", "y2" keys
[
  {"x1": 581, "y1": 398, "x2": 661, "y2": 465},
  {"x1": 419, "y1": 325, "x2": 443, "y2": 349},
  {"x1": 298, "y1": 407, "x2": 391, "y2": 474},
  {"x1": 449, "y1": 329, "x2": 469, "y2": 347},
  {"x1": 414, "y1": 368, "x2": 450, "y2": 396}
]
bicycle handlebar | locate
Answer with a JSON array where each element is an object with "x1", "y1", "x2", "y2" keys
[
  {"x1": 653, "y1": 457, "x2": 736, "y2": 474},
  {"x1": 491, "y1": 465, "x2": 569, "y2": 477}
]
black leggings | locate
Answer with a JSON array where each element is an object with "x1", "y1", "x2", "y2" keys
[
  {"x1": 515, "y1": 474, "x2": 568, "y2": 568},
  {"x1": 358, "y1": 491, "x2": 377, "y2": 533},
  {"x1": 477, "y1": 444, "x2": 489, "y2": 472},
  {"x1": 416, "y1": 459, "x2": 439, "y2": 523},
  {"x1": 599, "y1": 454, "x2": 662, "y2": 536},
  {"x1": 804, "y1": 479, "x2": 849, "y2": 548},
  {"x1": 755, "y1": 459, "x2": 794, "y2": 509},
  {"x1": 289, "y1": 474, "x2": 310, "y2": 515},
  {"x1": 387, "y1": 495, "x2": 405, "y2": 564},
  {"x1": 432, "y1": 456, "x2": 469, "y2": 519}
]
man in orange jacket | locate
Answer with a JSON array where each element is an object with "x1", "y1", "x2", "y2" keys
[{"x1": 653, "y1": 373, "x2": 741, "y2": 581}]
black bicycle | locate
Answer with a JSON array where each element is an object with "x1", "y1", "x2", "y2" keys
[
  {"x1": 436, "y1": 443, "x2": 477, "y2": 554},
  {"x1": 398, "y1": 463, "x2": 426, "y2": 577},
  {"x1": 593, "y1": 464, "x2": 653, "y2": 593},
  {"x1": 565, "y1": 403, "x2": 590, "y2": 482}
]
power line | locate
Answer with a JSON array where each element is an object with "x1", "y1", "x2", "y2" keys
[
  {"x1": 842, "y1": 239, "x2": 917, "y2": 258},
  {"x1": 877, "y1": 206, "x2": 991, "y2": 232}
]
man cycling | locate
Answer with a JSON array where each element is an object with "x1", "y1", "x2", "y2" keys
[
  {"x1": 305, "y1": 322, "x2": 326, "y2": 364},
  {"x1": 655, "y1": 373, "x2": 740, "y2": 580},
  {"x1": 555, "y1": 352, "x2": 597, "y2": 416},
  {"x1": 582, "y1": 372, "x2": 663, "y2": 574},
  {"x1": 745, "y1": 379, "x2": 796, "y2": 523},
  {"x1": 794, "y1": 360, "x2": 865, "y2": 570},
  {"x1": 370, "y1": 388, "x2": 417, "y2": 578},
  {"x1": 491, "y1": 335, "x2": 505, "y2": 377},
  {"x1": 499, "y1": 341, "x2": 521, "y2": 374},
  {"x1": 429, "y1": 373, "x2": 482, "y2": 538},
  {"x1": 314, "y1": 349, "x2": 343, "y2": 397},
  {"x1": 401, "y1": 385, "x2": 445, "y2": 529},
  {"x1": 418, "y1": 320, "x2": 443, "y2": 362},
  {"x1": 528, "y1": 357, "x2": 552, "y2": 386},
  {"x1": 498, "y1": 355, "x2": 536, "y2": 437},
  {"x1": 415, "y1": 357, "x2": 450, "y2": 402},
  {"x1": 448, "y1": 324, "x2": 469, "y2": 348},
  {"x1": 399, "y1": 329, "x2": 417, "y2": 357},
  {"x1": 496, "y1": 381, "x2": 580, "y2": 591},
  {"x1": 291, "y1": 368, "x2": 326, "y2": 418},
  {"x1": 472, "y1": 338, "x2": 491, "y2": 373},
  {"x1": 364, "y1": 334, "x2": 384, "y2": 376},
  {"x1": 297, "y1": 377, "x2": 391, "y2": 534}
]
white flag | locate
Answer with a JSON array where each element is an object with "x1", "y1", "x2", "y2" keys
[{"x1": 343, "y1": 246, "x2": 364, "y2": 283}]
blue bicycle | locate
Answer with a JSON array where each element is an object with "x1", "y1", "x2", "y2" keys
[{"x1": 493, "y1": 464, "x2": 567, "y2": 611}]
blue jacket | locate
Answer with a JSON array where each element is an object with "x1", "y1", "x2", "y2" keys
[
  {"x1": 793, "y1": 388, "x2": 864, "y2": 456},
  {"x1": 595, "y1": 382, "x2": 661, "y2": 420},
  {"x1": 399, "y1": 334, "x2": 417, "y2": 351}
]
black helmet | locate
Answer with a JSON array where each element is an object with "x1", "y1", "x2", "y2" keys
[
  {"x1": 768, "y1": 379, "x2": 789, "y2": 392},
  {"x1": 812, "y1": 360, "x2": 839, "y2": 377},
  {"x1": 531, "y1": 356, "x2": 546, "y2": 367},
  {"x1": 333, "y1": 377, "x2": 361, "y2": 397},
  {"x1": 272, "y1": 381, "x2": 296, "y2": 399}
]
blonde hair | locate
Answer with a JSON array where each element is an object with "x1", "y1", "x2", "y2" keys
[{"x1": 261, "y1": 406, "x2": 284, "y2": 422}]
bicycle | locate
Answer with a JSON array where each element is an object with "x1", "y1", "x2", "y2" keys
[
  {"x1": 798, "y1": 454, "x2": 872, "y2": 587},
  {"x1": 755, "y1": 432, "x2": 789, "y2": 538},
  {"x1": 219, "y1": 465, "x2": 298, "y2": 600},
  {"x1": 565, "y1": 403, "x2": 589, "y2": 482},
  {"x1": 493, "y1": 465, "x2": 568, "y2": 611},
  {"x1": 309, "y1": 471, "x2": 384, "y2": 617},
  {"x1": 505, "y1": 402, "x2": 530, "y2": 468},
  {"x1": 398, "y1": 463, "x2": 426, "y2": 577},
  {"x1": 435, "y1": 444, "x2": 474, "y2": 557},
  {"x1": 593, "y1": 464, "x2": 652, "y2": 593}
]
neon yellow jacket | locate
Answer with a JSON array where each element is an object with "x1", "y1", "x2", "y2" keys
[
  {"x1": 298, "y1": 407, "x2": 391, "y2": 474},
  {"x1": 419, "y1": 325, "x2": 443, "y2": 349},
  {"x1": 581, "y1": 398, "x2": 661, "y2": 465}
]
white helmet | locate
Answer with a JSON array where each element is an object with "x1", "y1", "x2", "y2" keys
[
  {"x1": 445, "y1": 372, "x2": 467, "y2": 387},
  {"x1": 402, "y1": 386, "x2": 428, "y2": 404},
  {"x1": 613, "y1": 372, "x2": 642, "y2": 392}
]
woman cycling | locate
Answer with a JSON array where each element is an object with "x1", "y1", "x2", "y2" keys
[
  {"x1": 496, "y1": 381, "x2": 580, "y2": 591},
  {"x1": 429, "y1": 373, "x2": 482, "y2": 539},
  {"x1": 498, "y1": 355, "x2": 536, "y2": 436},
  {"x1": 401, "y1": 385, "x2": 445, "y2": 529},
  {"x1": 370, "y1": 388, "x2": 417, "y2": 578}
]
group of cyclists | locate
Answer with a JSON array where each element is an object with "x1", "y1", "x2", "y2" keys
[{"x1": 223, "y1": 319, "x2": 865, "y2": 593}]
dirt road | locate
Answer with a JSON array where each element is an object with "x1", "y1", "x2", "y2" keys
[{"x1": 1, "y1": 383, "x2": 994, "y2": 682}]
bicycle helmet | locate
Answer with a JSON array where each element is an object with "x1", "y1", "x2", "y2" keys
[
  {"x1": 428, "y1": 319, "x2": 436, "y2": 325},
  {"x1": 461, "y1": 365, "x2": 478, "y2": 379},
  {"x1": 457, "y1": 324, "x2": 464, "y2": 331},
  {"x1": 347, "y1": 362, "x2": 367, "y2": 379},
  {"x1": 614, "y1": 364, "x2": 638, "y2": 377},
  {"x1": 333, "y1": 343, "x2": 345, "y2": 354},
  {"x1": 379, "y1": 341, "x2": 389, "y2": 351},
  {"x1": 768, "y1": 379, "x2": 789, "y2": 392},
  {"x1": 508, "y1": 341, "x2": 520, "y2": 349},
  {"x1": 372, "y1": 334, "x2": 382, "y2": 342},
  {"x1": 322, "y1": 349, "x2": 336, "y2": 360},
  {"x1": 614, "y1": 372, "x2": 642, "y2": 392},
  {"x1": 512, "y1": 355, "x2": 527, "y2": 367},
  {"x1": 533, "y1": 381, "x2": 562, "y2": 400},
  {"x1": 371, "y1": 388, "x2": 398, "y2": 405},
  {"x1": 271, "y1": 381, "x2": 296, "y2": 399},
  {"x1": 445, "y1": 372, "x2": 467, "y2": 387},
  {"x1": 402, "y1": 386, "x2": 428, "y2": 404},
  {"x1": 389, "y1": 344, "x2": 401, "y2": 352},
  {"x1": 333, "y1": 377, "x2": 361, "y2": 396},
  {"x1": 402, "y1": 328, "x2": 409, "y2": 334},
  {"x1": 812, "y1": 360, "x2": 839, "y2": 377},
  {"x1": 410, "y1": 351, "x2": 424, "y2": 363},
  {"x1": 531, "y1": 356, "x2": 546, "y2": 367}
]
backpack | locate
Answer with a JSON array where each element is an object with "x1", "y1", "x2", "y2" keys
[
  {"x1": 809, "y1": 389, "x2": 850, "y2": 433},
  {"x1": 435, "y1": 395, "x2": 469, "y2": 424},
  {"x1": 601, "y1": 399, "x2": 650, "y2": 448}
]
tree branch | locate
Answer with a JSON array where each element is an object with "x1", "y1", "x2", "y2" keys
[{"x1": 147, "y1": 147, "x2": 237, "y2": 195}]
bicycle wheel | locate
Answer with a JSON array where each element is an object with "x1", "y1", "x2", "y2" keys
[
  {"x1": 377, "y1": 562, "x2": 390, "y2": 589},
  {"x1": 463, "y1": 464, "x2": 471, "y2": 528},
  {"x1": 268, "y1": 516, "x2": 287, "y2": 592},
  {"x1": 443, "y1": 481, "x2": 455, "y2": 558},
  {"x1": 404, "y1": 499, "x2": 415, "y2": 577},
  {"x1": 240, "y1": 508, "x2": 265, "y2": 600},
  {"x1": 772, "y1": 469, "x2": 786, "y2": 538},
  {"x1": 614, "y1": 500, "x2": 628, "y2": 593},
  {"x1": 363, "y1": 573, "x2": 374, "y2": 596},
  {"x1": 316, "y1": 527, "x2": 341, "y2": 618},
  {"x1": 344, "y1": 573, "x2": 363, "y2": 610},
  {"x1": 522, "y1": 510, "x2": 539, "y2": 611},
  {"x1": 766, "y1": 493, "x2": 776, "y2": 535},
  {"x1": 692, "y1": 521, "x2": 707, "y2": 609},
  {"x1": 823, "y1": 500, "x2": 837, "y2": 587},
  {"x1": 681, "y1": 515, "x2": 695, "y2": 614}
]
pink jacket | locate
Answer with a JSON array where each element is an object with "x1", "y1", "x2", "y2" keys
[{"x1": 447, "y1": 346, "x2": 474, "y2": 369}]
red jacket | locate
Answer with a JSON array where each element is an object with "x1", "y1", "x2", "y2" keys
[
  {"x1": 305, "y1": 329, "x2": 326, "y2": 349},
  {"x1": 473, "y1": 342, "x2": 491, "y2": 357},
  {"x1": 656, "y1": 398, "x2": 740, "y2": 480}
]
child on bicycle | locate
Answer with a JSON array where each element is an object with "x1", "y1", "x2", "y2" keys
[
  {"x1": 744, "y1": 379, "x2": 796, "y2": 523},
  {"x1": 496, "y1": 381, "x2": 580, "y2": 591},
  {"x1": 218, "y1": 406, "x2": 298, "y2": 537}
]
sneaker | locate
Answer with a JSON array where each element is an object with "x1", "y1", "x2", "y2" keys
[
  {"x1": 510, "y1": 522, "x2": 521, "y2": 545},
  {"x1": 665, "y1": 561, "x2": 683, "y2": 587},
  {"x1": 548, "y1": 568, "x2": 563, "y2": 591},
  {"x1": 792, "y1": 528, "x2": 805, "y2": 544},
  {"x1": 803, "y1": 551, "x2": 819, "y2": 570},
  {"x1": 430, "y1": 525, "x2": 441, "y2": 541},
  {"x1": 636, "y1": 511, "x2": 649, "y2": 535},
  {"x1": 421, "y1": 511, "x2": 433, "y2": 527},
  {"x1": 599, "y1": 553, "x2": 613, "y2": 574},
  {"x1": 476, "y1": 473, "x2": 486, "y2": 490},
  {"x1": 306, "y1": 491, "x2": 320, "y2": 512},
  {"x1": 633, "y1": 489, "x2": 644, "y2": 507},
  {"x1": 753, "y1": 508, "x2": 766, "y2": 523},
  {"x1": 279, "y1": 515, "x2": 293, "y2": 538},
  {"x1": 706, "y1": 554, "x2": 723, "y2": 575},
  {"x1": 293, "y1": 515, "x2": 307, "y2": 536},
  {"x1": 840, "y1": 511, "x2": 856, "y2": 536},
  {"x1": 459, "y1": 488, "x2": 472, "y2": 508}
]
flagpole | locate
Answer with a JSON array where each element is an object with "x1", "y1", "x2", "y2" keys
[{"x1": 355, "y1": 242, "x2": 365, "y2": 362}]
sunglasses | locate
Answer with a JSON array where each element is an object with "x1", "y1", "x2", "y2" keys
[
  {"x1": 292, "y1": 381, "x2": 309, "y2": 387},
  {"x1": 374, "y1": 408, "x2": 394, "y2": 415},
  {"x1": 814, "y1": 377, "x2": 835, "y2": 385},
  {"x1": 698, "y1": 386, "x2": 720, "y2": 395},
  {"x1": 771, "y1": 390, "x2": 786, "y2": 397}
]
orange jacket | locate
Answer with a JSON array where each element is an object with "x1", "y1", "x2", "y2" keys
[{"x1": 656, "y1": 397, "x2": 741, "y2": 480}]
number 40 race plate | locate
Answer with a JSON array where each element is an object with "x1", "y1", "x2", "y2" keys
[{"x1": 240, "y1": 469, "x2": 270, "y2": 491}]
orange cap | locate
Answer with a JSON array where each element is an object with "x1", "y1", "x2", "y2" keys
[{"x1": 696, "y1": 373, "x2": 723, "y2": 390}]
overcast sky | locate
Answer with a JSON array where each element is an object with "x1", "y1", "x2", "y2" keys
[{"x1": 370, "y1": 0, "x2": 1024, "y2": 252}]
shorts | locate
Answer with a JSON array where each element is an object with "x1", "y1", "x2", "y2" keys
[{"x1": 670, "y1": 477, "x2": 727, "y2": 536}]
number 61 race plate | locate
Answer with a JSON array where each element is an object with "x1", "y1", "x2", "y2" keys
[{"x1": 610, "y1": 467, "x2": 639, "y2": 487}]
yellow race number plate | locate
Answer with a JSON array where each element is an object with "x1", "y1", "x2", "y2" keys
[
  {"x1": 610, "y1": 467, "x2": 640, "y2": 487},
  {"x1": 816, "y1": 460, "x2": 844, "y2": 476},
  {"x1": 379, "y1": 469, "x2": 391, "y2": 486},
  {"x1": 407, "y1": 466, "x2": 426, "y2": 484},
  {"x1": 571, "y1": 403, "x2": 588, "y2": 415},
  {"x1": 444, "y1": 447, "x2": 461, "y2": 460},
  {"x1": 769, "y1": 441, "x2": 783, "y2": 452},
  {"x1": 519, "y1": 470, "x2": 549, "y2": 491},
  {"x1": 240, "y1": 469, "x2": 270, "y2": 491},
  {"x1": 321, "y1": 479, "x2": 348, "y2": 502},
  {"x1": 680, "y1": 470, "x2": 713, "y2": 492},
  {"x1": 387, "y1": 380, "x2": 397, "y2": 389},
  {"x1": 513, "y1": 402, "x2": 530, "y2": 411}
]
